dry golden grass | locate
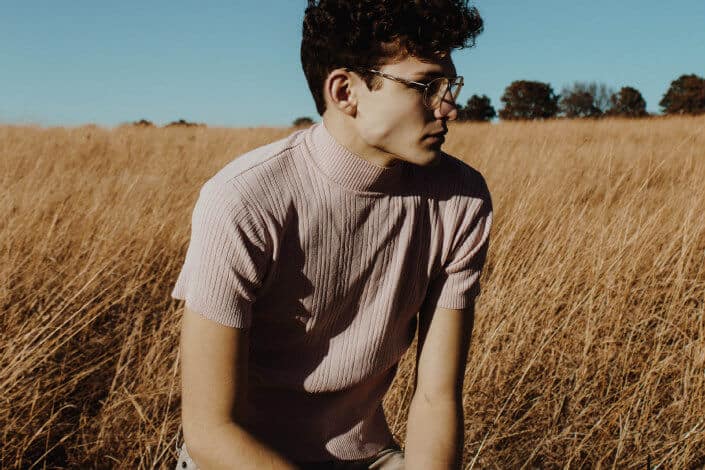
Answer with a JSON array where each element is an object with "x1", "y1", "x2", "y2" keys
[{"x1": 1, "y1": 116, "x2": 704, "y2": 468}]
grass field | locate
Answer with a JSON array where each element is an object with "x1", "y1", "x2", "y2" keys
[{"x1": 2, "y1": 116, "x2": 704, "y2": 468}]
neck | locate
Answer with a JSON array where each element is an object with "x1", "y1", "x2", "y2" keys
[
  {"x1": 305, "y1": 121, "x2": 409, "y2": 195},
  {"x1": 322, "y1": 113, "x2": 400, "y2": 168}
]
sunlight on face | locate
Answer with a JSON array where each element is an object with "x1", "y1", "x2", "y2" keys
[{"x1": 353, "y1": 54, "x2": 459, "y2": 167}]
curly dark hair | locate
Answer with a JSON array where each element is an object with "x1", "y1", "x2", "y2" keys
[{"x1": 301, "y1": 0, "x2": 484, "y2": 116}]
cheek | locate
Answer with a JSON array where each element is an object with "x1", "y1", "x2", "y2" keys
[{"x1": 361, "y1": 98, "x2": 425, "y2": 144}]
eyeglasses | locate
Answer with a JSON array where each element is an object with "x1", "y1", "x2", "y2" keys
[{"x1": 346, "y1": 68, "x2": 464, "y2": 110}]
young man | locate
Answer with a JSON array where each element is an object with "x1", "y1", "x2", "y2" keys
[{"x1": 172, "y1": 1, "x2": 490, "y2": 469}]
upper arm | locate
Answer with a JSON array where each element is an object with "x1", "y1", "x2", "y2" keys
[
  {"x1": 415, "y1": 176, "x2": 490, "y2": 400},
  {"x1": 415, "y1": 300, "x2": 475, "y2": 402},
  {"x1": 180, "y1": 305, "x2": 249, "y2": 445}
]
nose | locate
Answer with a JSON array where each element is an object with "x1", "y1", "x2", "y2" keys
[{"x1": 434, "y1": 92, "x2": 458, "y2": 121}]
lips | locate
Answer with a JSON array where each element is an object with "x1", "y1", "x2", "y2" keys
[
  {"x1": 426, "y1": 132, "x2": 446, "y2": 141},
  {"x1": 427, "y1": 131, "x2": 447, "y2": 138}
]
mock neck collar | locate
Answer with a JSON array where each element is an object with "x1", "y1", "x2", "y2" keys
[{"x1": 304, "y1": 122, "x2": 411, "y2": 194}]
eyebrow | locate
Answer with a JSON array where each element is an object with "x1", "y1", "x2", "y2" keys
[
  {"x1": 414, "y1": 71, "x2": 445, "y2": 79},
  {"x1": 413, "y1": 71, "x2": 455, "y2": 81}
]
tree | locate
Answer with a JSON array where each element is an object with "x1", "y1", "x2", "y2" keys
[
  {"x1": 132, "y1": 119, "x2": 155, "y2": 127},
  {"x1": 659, "y1": 74, "x2": 705, "y2": 115},
  {"x1": 292, "y1": 116, "x2": 315, "y2": 127},
  {"x1": 560, "y1": 82, "x2": 614, "y2": 114},
  {"x1": 559, "y1": 90, "x2": 602, "y2": 118},
  {"x1": 165, "y1": 119, "x2": 204, "y2": 127},
  {"x1": 457, "y1": 94, "x2": 496, "y2": 122},
  {"x1": 558, "y1": 81, "x2": 615, "y2": 118},
  {"x1": 499, "y1": 80, "x2": 559, "y2": 120},
  {"x1": 606, "y1": 87, "x2": 648, "y2": 117}
]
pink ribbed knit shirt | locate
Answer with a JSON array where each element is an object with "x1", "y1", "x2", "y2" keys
[{"x1": 171, "y1": 122, "x2": 492, "y2": 462}]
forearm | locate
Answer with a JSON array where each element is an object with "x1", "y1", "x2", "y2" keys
[
  {"x1": 404, "y1": 393, "x2": 464, "y2": 470},
  {"x1": 185, "y1": 421, "x2": 299, "y2": 470}
]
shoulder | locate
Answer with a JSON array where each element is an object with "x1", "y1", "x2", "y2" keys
[
  {"x1": 195, "y1": 128, "x2": 309, "y2": 216},
  {"x1": 191, "y1": 129, "x2": 308, "y2": 227},
  {"x1": 207, "y1": 127, "x2": 308, "y2": 191},
  {"x1": 420, "y1": 152, "x2": 491, "y2": 207}
]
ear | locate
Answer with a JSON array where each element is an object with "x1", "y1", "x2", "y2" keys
[{"x1": 325, "y1": 68, "x2": 358, "y2": 116}]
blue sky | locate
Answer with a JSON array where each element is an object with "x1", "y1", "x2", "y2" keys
[{"x1": 2, "y1": 1, "x2": 704, "y2": 127}]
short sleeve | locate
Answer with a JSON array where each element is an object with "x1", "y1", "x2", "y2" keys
[
  {"x1": 171, "y1": 181, "x2": 272, "y2": 328},
  {"x1": 426, "y1": 189, "x2": 492, "y2": 310}
]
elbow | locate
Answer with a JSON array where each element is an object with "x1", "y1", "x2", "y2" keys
[
  {"x1": 181, "y1": 416, "x2": 237, "y2": 465},
  {"x1": 182, "y1": 420, "x2": 208, "y2": 466}
]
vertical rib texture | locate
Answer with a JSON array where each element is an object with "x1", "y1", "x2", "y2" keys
[{"x1": 171, "y1": 122, "x2": 492, "y2": 461}]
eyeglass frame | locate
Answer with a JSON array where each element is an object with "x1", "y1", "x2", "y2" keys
[{"x1": 344, "y1": 67, "x2": 464, "y2": 110}]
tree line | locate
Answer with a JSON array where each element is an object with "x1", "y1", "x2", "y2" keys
[
  {"x1": 131, "y1": 118, "x2": 206, "y2": 127},
  {"x1": 456, "y1": 73, "x2": 705, "y2": 122},
  {"x1": 293, "y1": 73, "x2": 705, "y2": 125}
]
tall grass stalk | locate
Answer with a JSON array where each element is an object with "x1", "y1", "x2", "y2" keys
[{"x1": 2, "y1": 117, "x2": 704, "y2": 468}]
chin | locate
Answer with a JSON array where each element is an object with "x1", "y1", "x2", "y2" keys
[
  {"x1": 417, "y1": 147, "x2": 443, "y2": 166},
  {"x1": 402, "y1": 153, "x2": 438, "y2": 168},
  {"x1": 428, "y1": 153, "x2": 443, "y2": 167}
]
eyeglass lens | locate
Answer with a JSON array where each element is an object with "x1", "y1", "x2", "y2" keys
[{"x1": 425, "y1": 78, "x2": 462, "y2": 109}]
